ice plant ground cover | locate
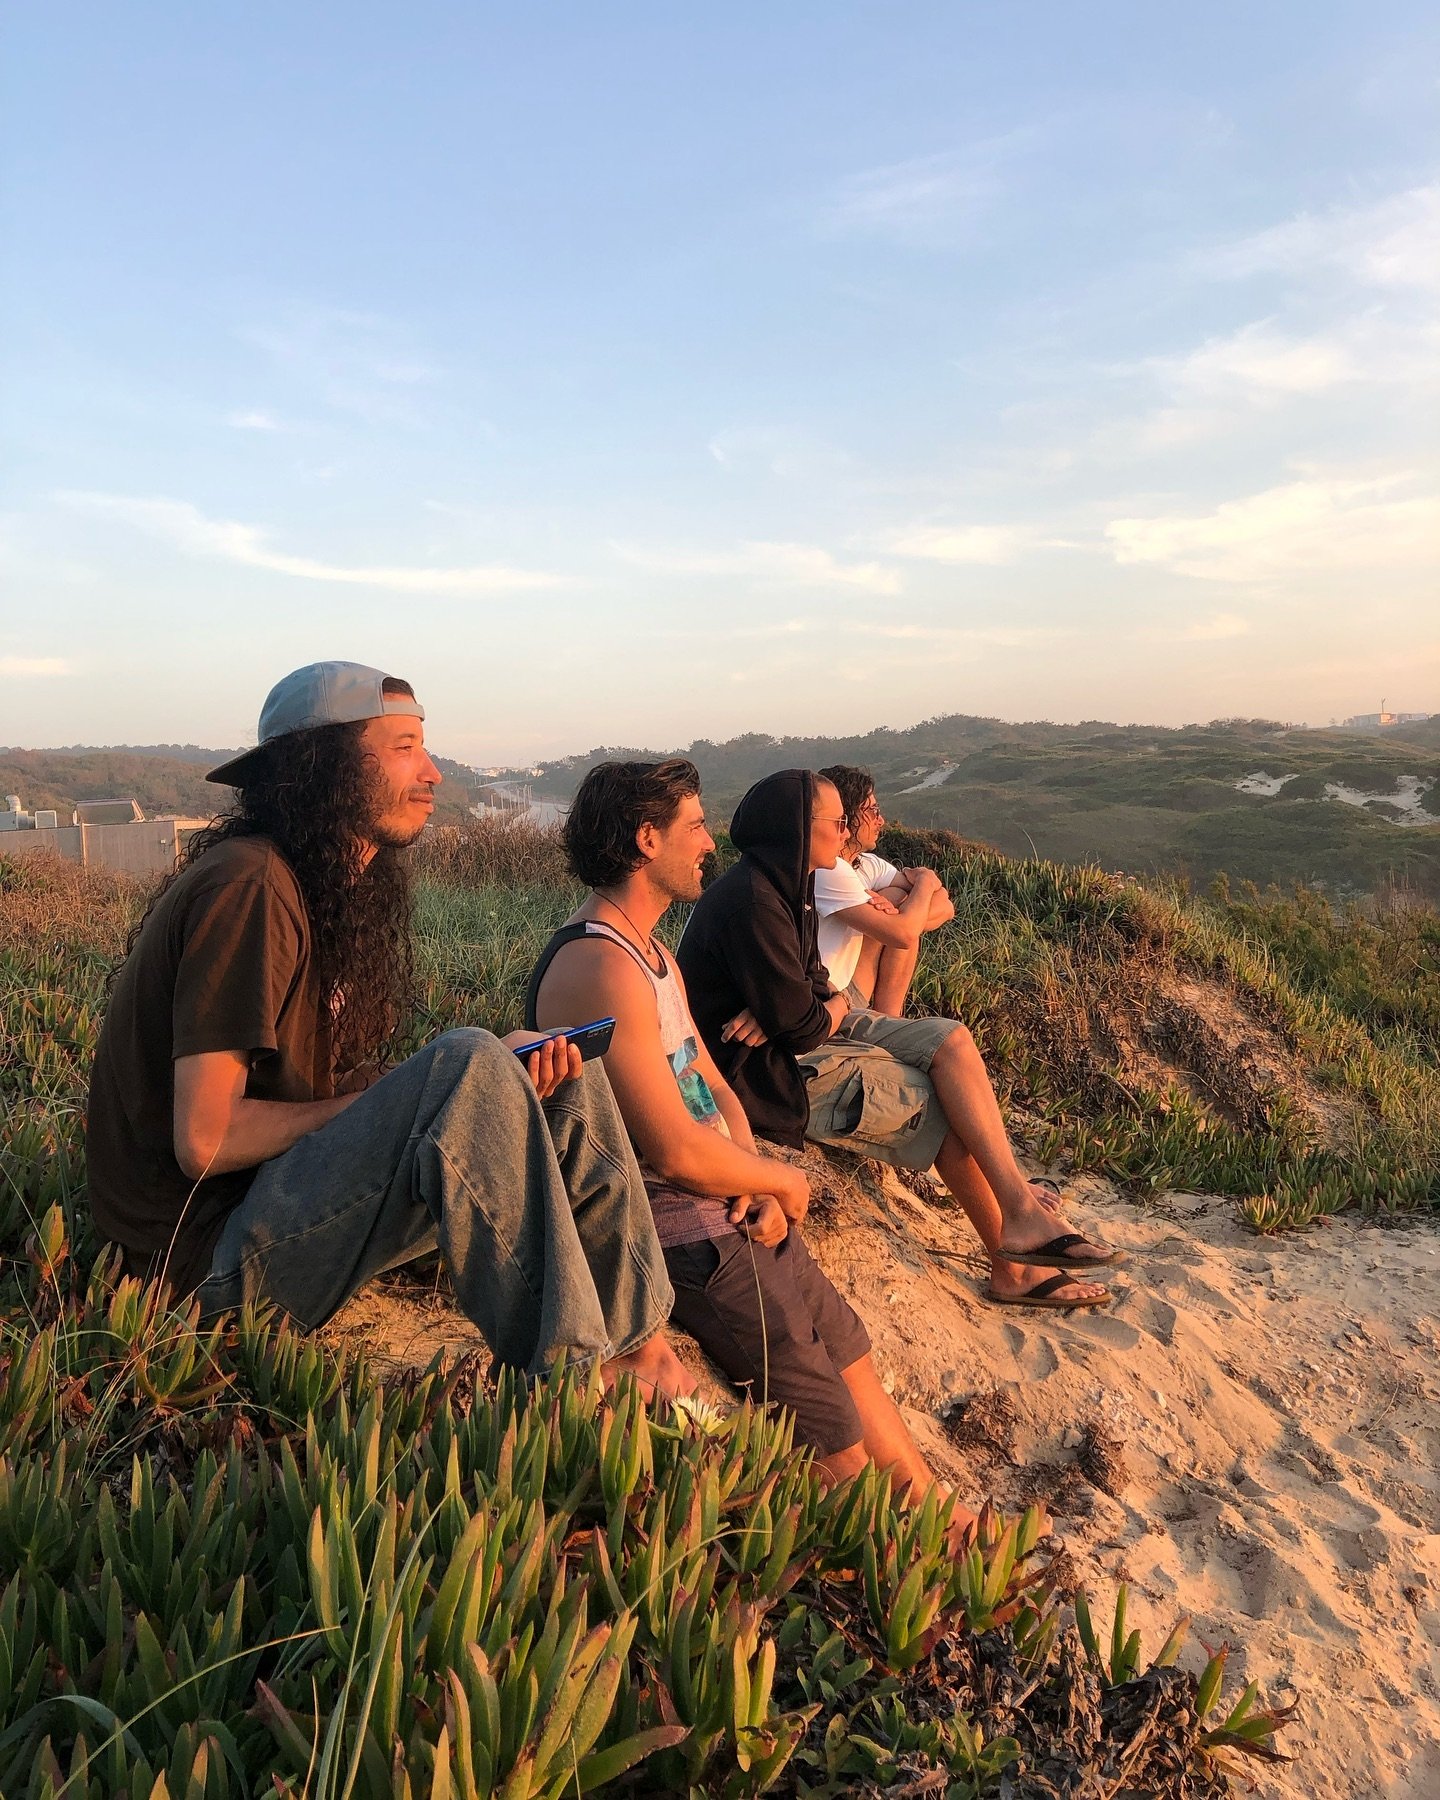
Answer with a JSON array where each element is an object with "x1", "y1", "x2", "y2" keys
[{"x1": 14, "y1": 829, "x2": 1435, "y2": 1795}]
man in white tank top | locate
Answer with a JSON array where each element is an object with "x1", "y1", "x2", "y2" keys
[{"x1": 529, "y1": 758, "x2": 977, "y2": 1531}]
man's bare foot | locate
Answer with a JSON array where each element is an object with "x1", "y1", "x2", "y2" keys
[
  {"x1": 602, "y1": 1332, "x2": 698, "y2": 1404},
  {"x1": 986, "y1": 1264, "x2": 1110, "y2": 1308},
  {"x1": 997, "y1": 1188, "x2": 1116, "y2": 1268}
]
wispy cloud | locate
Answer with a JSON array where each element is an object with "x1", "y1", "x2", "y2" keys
[
  {"x1": 841, "y1": 620, "x2": 1062, "y2": 647},
  {"x1": 876, "y1": 523, "x2": 1037, "y2": 566},
  {"x1": 669, "y1": 617, "x2": 1063, "y2": 651},
  {"x1": 707, "y1": 426, "x2": 851, "y2": 481},
  {"x1": 1199, "y1": 184, "x2": 1440, "y2": 294},
  {"x1": 1159, "y1": 321, "x2": 1358, "y2": 397},
  {"x1": 1105, "y1": 469, "x2": 1439, "y2": 584},
  {"x1": 59, "y1": 492, "x2": 569, "y2": 594},
  {"x1": 609, "y1": 538, "x2": 901, "y2": 595},
  {"x1": 238, "y1": 304, "x2": 442, "y2": 426},
  {"x1": 0, "y1": 656, "x2": 71, "y2": 677},
  {"x1": 226, "y1": 408, "x2": 284, "y2": 431},
  {"x1": 1180, "y1": 612, "x2": 1251, "y2": 641},
  {"x1": 822, "y1": 132, "x2": 1034, "y2": 244},
  {"x1": 1140, "y1": 611, "x2": 1253, "y2": 644}
]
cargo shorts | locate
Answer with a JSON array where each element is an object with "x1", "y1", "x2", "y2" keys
[{"x1": 797, "y1": 1002, "x2": 957, "y2": 1172}]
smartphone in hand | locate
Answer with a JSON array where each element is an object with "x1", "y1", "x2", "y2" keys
[{"x1": 511, "y1": 1018, "x2": 616, "y2": 1062}]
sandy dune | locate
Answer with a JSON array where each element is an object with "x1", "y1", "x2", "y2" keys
[{"x1": 328, "y1": 1169, "x2": 1440, "y2": 1799}]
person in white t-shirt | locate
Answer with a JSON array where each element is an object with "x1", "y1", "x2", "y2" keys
[
  {"x1": 815, "y1": 764, "x2": 954, "y2": 1015},
  {"x1": 807, "y1": 763, "x2": 1112, "y2": 1312}
]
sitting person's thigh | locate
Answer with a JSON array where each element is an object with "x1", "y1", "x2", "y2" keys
[
  {"x1": 666, "y1": 1233, "x2": 866, "y2": 1457},
  {"x1": 800, "y1": 1042, "x2": 949, "y2": 1171},
  {"x1": 834, "y1": 1005, "x2": 959, "y2": 1073}
]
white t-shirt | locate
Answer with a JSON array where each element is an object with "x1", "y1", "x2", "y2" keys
[
  {"x1": 854, "y1": 851, "x2": 899, "y2": 891},
  {"x1": 814, "y1": 853, "x2": 902, "y2": 991}
]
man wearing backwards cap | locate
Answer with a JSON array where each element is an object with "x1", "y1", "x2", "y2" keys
[{"x1": 86, "y1": 661, "x2": 692, "y2": 1396}]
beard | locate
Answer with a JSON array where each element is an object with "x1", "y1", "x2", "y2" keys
[
  {"x1": 370, "y1": 813, "x2": 429, "y2": 850},
  {"x1": 658, "y1": 862, "x2": 706, "y2": 905},
  {"x1": 364, "y1": 775, "x2": 435, "y2": 851}
]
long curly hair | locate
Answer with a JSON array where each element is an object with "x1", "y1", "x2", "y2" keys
[{"x1": 126, "y1": 719, "x2": 415, "y2": 1081}]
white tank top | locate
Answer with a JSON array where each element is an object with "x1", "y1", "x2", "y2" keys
[{"x1": 576, "y1": 920, "x2": 734, "y2": 1249}]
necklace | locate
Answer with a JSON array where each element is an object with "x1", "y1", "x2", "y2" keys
[{"x1": 595, "y1": 893, "x2": 665, "y2": 971}]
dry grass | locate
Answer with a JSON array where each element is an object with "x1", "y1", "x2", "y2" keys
[{"x1": 415, "y1": 814, "x2": 573, "y2": 889}]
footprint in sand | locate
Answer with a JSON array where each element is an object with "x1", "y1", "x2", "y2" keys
[
  {"x1": 1222, "y1": 1537, "x2": 1350, "y2": 1633},
  {"x1": 1001, "y1": 1323, "x2": 1061, "y2": 1380},
  {"x1": 1145, "y1": 1234, "x2": 1209, "y2": 1268},
  {"x1": 1149, "y1": 1269, "x2": 1236, "y2": 1312},
  {"x1": 1059, "y1": 1310, "x2": 1144, "y2": 1352}
]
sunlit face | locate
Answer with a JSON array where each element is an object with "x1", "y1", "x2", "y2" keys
[
  {"x1": 643, "y1": 792, "x2": 715, "y2": 903},
  {"x1": 359, "y1": 712, "x2": 442, "y2": 851},
  {"x1": 808, "y1": 779, "x2": 848, "y2": 872},
  {"x1": 852, "y1": 788, "x2": 884, "y2": 854}
]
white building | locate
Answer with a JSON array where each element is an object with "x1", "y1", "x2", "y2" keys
[{"x1": 0, "y1": 793, "x2": 211, "y2": 877}]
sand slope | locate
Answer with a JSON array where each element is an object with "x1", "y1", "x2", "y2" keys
[{"x1": 328, "y1": 1170, "x2": 1440, "y2": 1798}]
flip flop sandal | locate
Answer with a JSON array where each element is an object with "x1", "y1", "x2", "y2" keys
[
  {"x1": 986, "y1": 1273, "x2": 1112, "y2": 1310},
  {"x1": 999, "y1": 1232, "x2": 1125, "y2": 1271}
]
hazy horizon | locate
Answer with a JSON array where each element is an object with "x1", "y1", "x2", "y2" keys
[
  {"x1": 6, "y1": 700, "x2": 1427, "y2": 779},
  {"x1": 4, "y1": 4, "x2": 1436, "y2": 762}
]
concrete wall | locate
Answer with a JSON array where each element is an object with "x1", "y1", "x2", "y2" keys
[
  {"x1": 0, "y1": 819, "x2": 207, "y2": 878},
  {"x1": 2, "y1": 825, "x2": 85, "y2": 863}
]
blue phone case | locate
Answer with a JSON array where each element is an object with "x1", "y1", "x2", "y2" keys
[{"x1": 512, "y1": 1017, "x2": 616, "y2": 1061}]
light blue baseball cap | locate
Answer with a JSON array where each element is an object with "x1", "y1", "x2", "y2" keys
[{"x1": 206, "y1": 661, "x2": 425, "y2": 786}]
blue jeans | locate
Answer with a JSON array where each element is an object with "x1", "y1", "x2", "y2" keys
[{"x1": 194, "y1": 1029, "x2": 674, "y2": 1376}]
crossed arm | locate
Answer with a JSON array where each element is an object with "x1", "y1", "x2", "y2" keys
[{"x1": 829, "y1": 865, "x2": 954, "y2": 950}]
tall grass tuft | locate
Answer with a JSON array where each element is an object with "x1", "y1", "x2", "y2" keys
[{"x1": 415, "y1": 816, "x2": 573, "y2": 891}]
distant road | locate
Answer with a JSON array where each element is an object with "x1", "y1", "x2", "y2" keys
[{"x1": 471, "y1": 780, "x2": 566, "y2": 828}]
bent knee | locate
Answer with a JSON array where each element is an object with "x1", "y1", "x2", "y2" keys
[
  {"x1": 432, "y1": 1025, "x2": 504, "y2": 1059},
  {"x1": 428, "y1": 1026, "x2": 520, "y2": 1084},
  {"x1": 935, "y1": 1022, "x2": 974, "y2": 1060}
]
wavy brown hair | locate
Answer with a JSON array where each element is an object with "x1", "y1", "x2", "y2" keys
[
  {"x1": 125, "y1": 696, "x2": 416, "y2": 1081},
  {"x1": 563, "y1": 758, "x2": 702, "y2": 888}
]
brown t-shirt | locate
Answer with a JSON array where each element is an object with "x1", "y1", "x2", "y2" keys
[{"x1": 86, "y1": 835, "x2": 336, "y2": 1297}]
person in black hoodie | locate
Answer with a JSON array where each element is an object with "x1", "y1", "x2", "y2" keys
[{"x1": 678, "y1": 770, "x2": 1118, "y2": 1309}]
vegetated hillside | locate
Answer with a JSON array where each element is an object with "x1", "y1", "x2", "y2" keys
[
  {"x1": 413, "y1": 816, "x2": 1440, "y2": 1234},
  {"x1": 0, "y1": 748, "x2": 226, "y2": 819},
  {"x1": 1, "y1": 746, "x2": 479, "y2": 825},
  {"x1": 0, "y1": 846, "x2": 1293, "y2": 1797},
  {"x1": 40, "y1": 741, "x2": 245, "y2": 764},
  {"x1": 1380, "y1": 713, "x2": 1440, "y2": 749},
  {"x1": 527, "y1": 716, "x2": 1440, "y2": 901}
]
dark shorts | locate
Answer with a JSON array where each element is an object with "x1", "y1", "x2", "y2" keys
[{"x1": 664, "y1": 1226, "x2": 871, "y2": 1457}]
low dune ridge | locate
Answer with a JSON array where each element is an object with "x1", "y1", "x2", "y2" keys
[{"x1": 331, "y1": 1157, "x2": 1440, "y2": 1800}]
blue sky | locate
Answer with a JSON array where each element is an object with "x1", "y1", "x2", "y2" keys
[{"x1": 3, "y1": 3, "x2": 1436, "y2": 762}]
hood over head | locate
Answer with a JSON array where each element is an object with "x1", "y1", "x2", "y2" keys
[{"x1": 730, "y1": 768, "x2": 815, "y2": 915}]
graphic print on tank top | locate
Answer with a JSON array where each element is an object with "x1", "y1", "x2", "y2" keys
[
  {"x1": 525, "y1": 916, "x2": 735, "y2": 1249},
  {"x1": 672, "y1": 1036, "x2": 721, "y2": 1127}
]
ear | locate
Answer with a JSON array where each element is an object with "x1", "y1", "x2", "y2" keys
[{"x1": 635, "y1": 819, "x2": 661, "y2": 864}]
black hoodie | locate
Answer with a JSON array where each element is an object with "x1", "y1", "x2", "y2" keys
[{"x1": 676, "y1": 769, "x2": 836, "y2": 1146}]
